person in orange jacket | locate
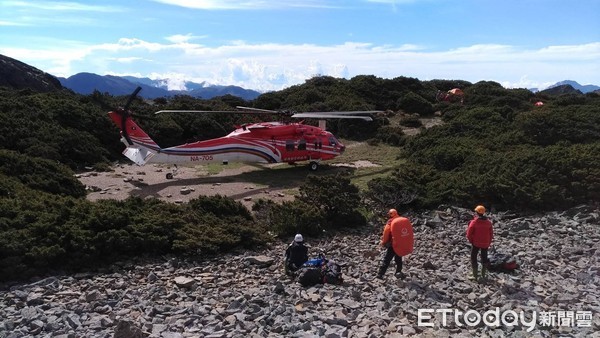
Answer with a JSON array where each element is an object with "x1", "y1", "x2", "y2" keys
[
  {"x1": 466, "y1": 205, "x2": 494, "y2": 281},
  {"x1": 377, "y1": 209, "x2": 414, "y2": 279}
]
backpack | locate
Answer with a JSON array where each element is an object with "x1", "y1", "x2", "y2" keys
[
  {"x1": 486, "y1": 252, "x2": 519, "y2": 273},
  {"x1": 297, "y1": 267, "x2": 323, "y2": 287},
  {"x1": 322, "y1": 261, "x2": 343, "y2": 285},
  {"x1": 303, "y1": 257, "x2": 326, "y2": 268}
]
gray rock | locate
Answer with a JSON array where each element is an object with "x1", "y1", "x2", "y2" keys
[
  {"x1": 85, "y1": 290, "x2": 103, "y2": 302},
  {"x1": 245, "y1": 255, "x2": 275, "y2": 267},
  {"x1": 173, "y1": 276, "x2": 195, "y2": 288},
  {"x1": 147, "y1": 272, "x2": 159, "y2": 282},
  {"x1": 113, "y1": 320, "x2": 144, "y2": 338},
  {"x1": 0, "y1": 205, "x2": 598, "y2": 338}
]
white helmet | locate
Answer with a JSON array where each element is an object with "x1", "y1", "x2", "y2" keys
[{"x1": 294, "y1": 234, "x2": 304, "y2": 243}]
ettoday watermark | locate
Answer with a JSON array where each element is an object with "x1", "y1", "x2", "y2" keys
[{"x1": 418, "y1": 308, "x2": 594, "y2": 332}]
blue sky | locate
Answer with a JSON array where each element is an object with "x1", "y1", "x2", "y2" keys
[{"x1": 1, "y1": 0, "x2": 599, "y2": 91}]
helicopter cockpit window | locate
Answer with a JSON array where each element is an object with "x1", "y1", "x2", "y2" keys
[
  {"x1": 298, "y1": 139, "x2": 307, "y2": 151},
  {"x1": 286, "y1": 140, "x2": 295, "y2": 151},
  {"x1": 328, "y1": 136, "x2": 337, "y2": 146}
]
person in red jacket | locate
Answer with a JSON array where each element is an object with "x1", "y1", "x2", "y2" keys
[
  {"x1": 377, "y1": 209, "x2": 414, "y2": 279},
  {"x1": 466, "y1": 205, "x2": 493, "y2": 281}
]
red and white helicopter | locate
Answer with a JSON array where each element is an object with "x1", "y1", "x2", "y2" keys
[{"x1": 108, "y1": 87, "x2": 379, "y2": 179}]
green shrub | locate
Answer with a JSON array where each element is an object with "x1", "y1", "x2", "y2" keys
[
  {"x1": 397, "y1": 92, "x2": 434, "y2": 115},
  {"x1": 374, "y1": 125, "x2": 405, "y2": 146},
  {"x1": 515, "y1": 106, "x2": 600, "y2": 146},
  {"x1": 554, "y1": 94, "x2": 586, "y2": 106},
  {"x1": 187, "y1": 195, "x2": 253, "y2": 220},
  {"x1": 364, "y1": 163, "x2": 440, "y2": 210},
  {"x1": 297, "y1": 173, "x2": 365, "y2": 228},
  {"x1": 0, "y1": 194, "x2": 270, "y2": 282},
  {"x1": 258, "y1": 200, "x2": 326, "y2": 237},
  {"x1": 398, "y1": 115, "x2": 423, "y2": 128},
  {"x1": 253, "y1": 172, "x2": 366, "y2": 237},
  {"x1": 0, "y1": 150, "x2": 85, "y2": 197}
]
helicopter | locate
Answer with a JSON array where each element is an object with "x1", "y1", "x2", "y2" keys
[{"x1": 108, "y1": 87, "x2": 380, "y2": 179}]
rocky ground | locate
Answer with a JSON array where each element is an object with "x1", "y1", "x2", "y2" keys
[{"x1": 1, "y1": 205, "x2": 599, "y2": 338}]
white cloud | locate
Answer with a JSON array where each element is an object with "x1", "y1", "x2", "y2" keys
[
  {"x1": 0, "y1": 1, "x2": 123, "y2": 28},
  {"x1": 366, "y1": 0, "x2": 418, "y2": 3},
  {"x1": 109, "y1": 57, "x2": 148, "y2": 63},
  {"x1": 0, "y1": 20, "x2": 27, "y2": 26},
  {"x1": 3, "y1": 1, "x2": 123, "y2": 12},
  {"x1": 2, "y1": 38, "x2": 599, "y2": 92},
  {"x1": 165, "y1": 34, "x2": 206, "y2": 43},
  {"x1": 151, "y1": 0, "x2": 339, "y2": 10}
]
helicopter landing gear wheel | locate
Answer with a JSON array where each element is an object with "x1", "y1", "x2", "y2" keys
[
  {"x1": 309, "y1": 161, "x2": 319, "y2": 171},
  {"x1": 166, "y1": 165, "x2": 178, "y2": 180}
]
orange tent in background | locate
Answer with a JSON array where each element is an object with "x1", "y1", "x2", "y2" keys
[
  {"x1": 535, "y1": 101, "x2": 544, "y2": 106},
  {"x1": 448, "y1": 88, "x2": 464, "y2": 96},
  {"x1": 436, "y1": 88, "x2": 465, "y2": 103}
]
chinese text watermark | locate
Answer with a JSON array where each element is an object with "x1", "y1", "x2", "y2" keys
[{"x1": 418, "y1": 308, "x2": 593, "y2": 332}]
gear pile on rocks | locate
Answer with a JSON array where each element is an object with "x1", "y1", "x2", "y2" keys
[{"x1": 0, "y1": 205, "x2": 598, "y2": 337}]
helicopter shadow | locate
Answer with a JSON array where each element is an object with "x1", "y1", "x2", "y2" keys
[{"x1": 130, "y1": 164, "x2": 356, "y2": 201}]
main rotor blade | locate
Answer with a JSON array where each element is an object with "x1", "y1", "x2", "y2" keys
[
  {"x1": 235, "y1": 106, "x2": 280, "y2": 114},
  {"x1": 154, "y1": 108, "x2": 382, "y2": 120},
  {"x1": 154, "y1": 110, "x2": 239, "y2": 115},
  {"x1": 291, "y1": 113, "x2": 373, "y2": 121},
  {"x1": 299, "y1": 110, "x2": 383, "y2": 115}
]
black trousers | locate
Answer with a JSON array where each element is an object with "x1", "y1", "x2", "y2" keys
[
  {"x1": 378, "y1": 246, "x2": 402, "y2": 276},
  {"x1": 471, "y1": 245, "x2": 489, "y2": 268}
]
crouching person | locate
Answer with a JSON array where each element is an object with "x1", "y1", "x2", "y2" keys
[{"x1": 284, "y1": 234, "x2": 308, "y2": 275}]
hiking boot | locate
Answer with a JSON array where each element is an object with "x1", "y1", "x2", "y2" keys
[
  {"x1": 480, "y1": 267, "x2": 487, "y2": 280},
  {"x1": 468, "y1": 266, "x2": 479, "y2": 281},
  {"x1": 394, "y1": 272, "x2": 406, "y2": 279}
]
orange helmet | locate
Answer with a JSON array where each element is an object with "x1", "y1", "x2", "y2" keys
[
  {"x1": 474, "y1": 205, "x2": 486, "y2": 215},
  {"x1": 388, "y1": 209, "x2": 398, "y2": 217}
]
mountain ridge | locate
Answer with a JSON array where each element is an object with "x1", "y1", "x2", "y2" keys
[
  {"x1": 1, "y1": 53, "x2": 598, "y2": 99},
  {"x1": 59, "y1": 73, "x2": 262, "y2": 100},
  {"x1": 0, "y1": 54, "x2": 62, "y2": 92},
  {"x1": 59, "y1": 73, "x2": 600, "y2": 100},
  {"x1": 550, "y1": 80, "x2": 600, "y2": 93}
]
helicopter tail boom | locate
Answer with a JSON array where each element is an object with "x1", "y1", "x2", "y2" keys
[{"x1": 108, "y1": 110, "x2": 160, "y2": 165}]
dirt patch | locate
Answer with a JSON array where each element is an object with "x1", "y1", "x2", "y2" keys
[
  {"x1": 332, "y1": 160, "x2": 380, "y2": 168},
  {"x1": 77, "y1": 160, "x2": 379, "y2": 208},
  {"x1": 77, "y1": 163, "x2": 294, "y2": 209},
  {"x1": 401, "y1": 116, "x2": 444, "y2": 136}
]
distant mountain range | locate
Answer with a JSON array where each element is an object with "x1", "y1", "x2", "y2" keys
[
  {"x1": 58, "y1": 73, "x2": 262, "y2": 100},
  {"x1": 531, "y1": 80, "x2": 600, "y2": 94},
  {"x1": 58, "y1": 75, "x2": 600, "y2": 98},
  {"x1": 548, "y1": 80, "x2": 600, "y2": 94},
  {"x1": 1, "y1": 53, "x2": 599, "y2": 99}
]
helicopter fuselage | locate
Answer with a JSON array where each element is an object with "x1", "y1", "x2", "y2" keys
[{"x1": 119, "y1": 120, "x2": 345, "y2": 166}]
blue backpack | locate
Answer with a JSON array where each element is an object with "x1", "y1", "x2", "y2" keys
[
  {"x1": 303, "y1": 257, "x2": 325, "y2": 267},
  {"x1": 302, "y1": 252, "x2": 327, "y2": 268}
]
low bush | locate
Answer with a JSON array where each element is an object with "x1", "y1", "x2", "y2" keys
[
  {"x1": 396, "y1": 92, "x2": 434, "y2": 115},
  {"x1": 0, "y1": 194, "x2": 270, "y2": 282},
  {"x1": 254, "y1": 173, "x2": 367, "y2": 237},
  {"x1": 0, "y1": 149, "x2": 85, "y2": 197}
]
